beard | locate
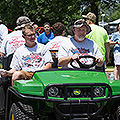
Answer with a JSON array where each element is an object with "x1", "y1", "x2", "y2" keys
[{"x1": 75, "y1": 35, "x2": 85, "y2": 41}]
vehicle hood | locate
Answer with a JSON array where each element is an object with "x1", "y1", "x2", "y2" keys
[
  {"x1": 13, "y1": 69, "x2": 109, "y2": 96},
  {"x1": 34, "y1": 70, "x2": 108, "y2": 85}
]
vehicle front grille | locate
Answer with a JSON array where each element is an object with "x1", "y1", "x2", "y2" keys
[
  {"x1": 44, "y1": 83, "x2": 112, "y2": 100},
  {"x1": 64, "y1": 87, "x2": 92, "y2": 98},
  {"x1": 48, "y1": 87, "x2": 105, "y2": 98},
  {"x1": 55, "y1": 102, "x2": 100, "y2": 117}
]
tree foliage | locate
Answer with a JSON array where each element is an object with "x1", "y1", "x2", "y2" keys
[{"x1": 0, "y1": 0, "x2": 119, "y2": 30}]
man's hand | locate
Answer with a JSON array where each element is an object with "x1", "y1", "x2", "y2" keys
[
  {"x1": 59, "y1": 53, "x2": 80, "y2": 66},
  {"x1": 41, "y1": 62, "x2": 52, "y2": 70},
  {"x1": 71, "y1": 53, "x2": 79, "y2": 60},
  {"x1": 0, "y1": 69, "x2": 12, "y2": 77},
  {"x1": 95, "y1": 57, "x2": 104, "y2": 66},
  {"x1": 0, "y1": 69, "x2": 13, "y2": 77},
  {"x1": 0, "y1": 52, "x2": 5, "y2": 57}
]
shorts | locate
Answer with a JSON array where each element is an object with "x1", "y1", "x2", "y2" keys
[
  {"x1": 114, "y1": 53, "x2": 120, "y2": 65},
  {"x1": 20, "y1": 70, "x2": 34, "y2": 80}
]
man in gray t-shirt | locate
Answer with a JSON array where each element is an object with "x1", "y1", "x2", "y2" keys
[{"x1": 58, "y1": 19, "x2": 104, "y2": 68}]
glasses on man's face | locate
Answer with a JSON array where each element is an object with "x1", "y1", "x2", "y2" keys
[{"x1": 25, "y1": 33, "x2": 36, "y2": 37}]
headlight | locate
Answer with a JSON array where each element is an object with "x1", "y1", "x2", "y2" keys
[
  {"x1": 94, "y1": 87, "x2": 104, "y2": 97},
  {"x1": 48, "y1": 87, "x2": 59, "y2": 97}
]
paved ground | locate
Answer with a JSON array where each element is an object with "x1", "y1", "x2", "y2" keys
[{"x1": 105, "y1": 69, "x2": 114, "y2": 80}]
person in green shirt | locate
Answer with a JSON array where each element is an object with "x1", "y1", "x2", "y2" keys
[{"x1": 82, "y1": 12, "x2": 110, "y2": 69}]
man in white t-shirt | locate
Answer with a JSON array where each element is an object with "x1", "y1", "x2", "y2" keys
[
  {"x1": 0, "y1": 19, "x2": 8, "y2": 48},
  {"x1": 46, "y1": 22, "x2": 69, "y2": 67},
  {"x1": 58, "y1": 19, "x2": 104, "y2": 68},
  {"x1": 0, "y1": 16, "x2": 33, "y2": 57},
  {"x1": 2, "y1": 25, "x2": 53, "y2": 85}
]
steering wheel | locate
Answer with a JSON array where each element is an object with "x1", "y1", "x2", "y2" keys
[{"x1": 70, "y1": 55, "x2": 96, "y2": 69}]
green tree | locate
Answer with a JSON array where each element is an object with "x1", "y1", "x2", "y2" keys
[
  {"x1": 0, "y1": 0, "x2": 82, "y2": 30},
  {"x1": 0, "y1": 0, "x2": 119, "y2": 30}
]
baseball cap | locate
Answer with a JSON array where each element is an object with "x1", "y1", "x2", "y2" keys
[
  {"x1": 82, "y1": 12, "x2": 96, "y2": 23},
  {"x1": 15, "y1": 16, "x2": 34, "y2": 30},
  {"x1": 74, "y1": 19, "x2": 91, "y2": 34}
]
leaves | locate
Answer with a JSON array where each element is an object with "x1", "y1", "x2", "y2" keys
[{"x1": 0, "y1": 0, "x2": 119, "y2": 31}]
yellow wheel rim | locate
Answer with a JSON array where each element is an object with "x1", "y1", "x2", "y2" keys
[{"x1": 11, "y1": 113, "x2": 14, "y2": 120}]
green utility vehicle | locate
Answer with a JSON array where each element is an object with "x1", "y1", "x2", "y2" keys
[{"x1": 1, "y1": 55, "x2": 120, "y2": 120}]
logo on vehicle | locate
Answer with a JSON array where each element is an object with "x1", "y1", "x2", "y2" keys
[{"x1": 73, "y1": 89, "x2": 81, "y2": 95}]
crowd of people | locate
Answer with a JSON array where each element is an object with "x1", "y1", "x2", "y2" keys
[{"x1": 0, "y1": 11, "x2": 120, "y2": 85}]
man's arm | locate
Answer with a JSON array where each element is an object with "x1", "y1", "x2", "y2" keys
[
  {"x1": 59, "y1": 54, "x2": 104, "y2": 67},
  {"x1": 105, "y1": 42, "x2": 110, "y2": 65},
  {"x1": 95, "y1": 57, "x2": 104, "y2": 67},
  {"x1": 41, "y1": 62, "x2": 52, "y2": 70},
  {"x1": 1, "y1": 69, "x2": 16, "y2": 77},
  {"x1": 59, "y1": 53, "x2": 79, "y2": 66},
  {"x1": 59, "y1": 56, "x2": 72, "y2": 66},
  {"x1": 0, "y1": 52, "x2": 5, "y2": 57},
  {"x1": 109, "y1": 40, "x2": 119, "y2": 45}
]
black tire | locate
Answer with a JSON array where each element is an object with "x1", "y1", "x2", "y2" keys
[
  {"x1": 115, "y1": 106, "x2": 120, "y2": 120},
  {"x1": 9, "y1": 102, "x2": 34, "y2": 120},
  {"x1": 0, "y1": 107, "x2": 5, "y2": 120}
]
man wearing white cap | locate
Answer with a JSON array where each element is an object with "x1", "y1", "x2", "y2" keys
[{"x1": 58, "y1": 19, "x2": 104, "y2": 68}]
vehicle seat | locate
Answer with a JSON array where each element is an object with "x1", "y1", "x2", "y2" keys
[
  {"x1": 0, "y1": 54, "x2": 13, "y2": 115},
  {"x1": 1, "y1": 53, "x2": 13, "y2": 86},
  {"x1": 50, "y1": 50, "x2": 58, "y2": 68},
  {"x1": 2, "y1": 53, "x2": 14, "y2": 70}
]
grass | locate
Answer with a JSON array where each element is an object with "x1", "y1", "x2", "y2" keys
[{"x1": 106, "y1": 65, "x2": 114, "y2": 69}]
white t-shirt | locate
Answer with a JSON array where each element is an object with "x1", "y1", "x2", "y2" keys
[
  {"x1": 0, "y1": 30, "x2": 25, "y2": 56},
  {"x1": 10, "y1": 43, "x2": 53, "y2": 72},
  {"x1": 58, "y1": 37, "x2": 103, "y2": 68},
  {"x1": 46, "y1": 36, "x2": 69, "y2": 58},
  {"x1": 46, "y1": 36, "x2": 70, "y2": 50},
  {"x1": 0, "y1": 24, "x2": 8, "y2": 47}
]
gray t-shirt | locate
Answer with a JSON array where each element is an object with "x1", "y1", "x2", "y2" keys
[
  {"x1": 10, "y1": 43, "x2": 53, "y2": 72},
  {"x1": 58, "y1": 37, "x2": 103, "y2": 68}
]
